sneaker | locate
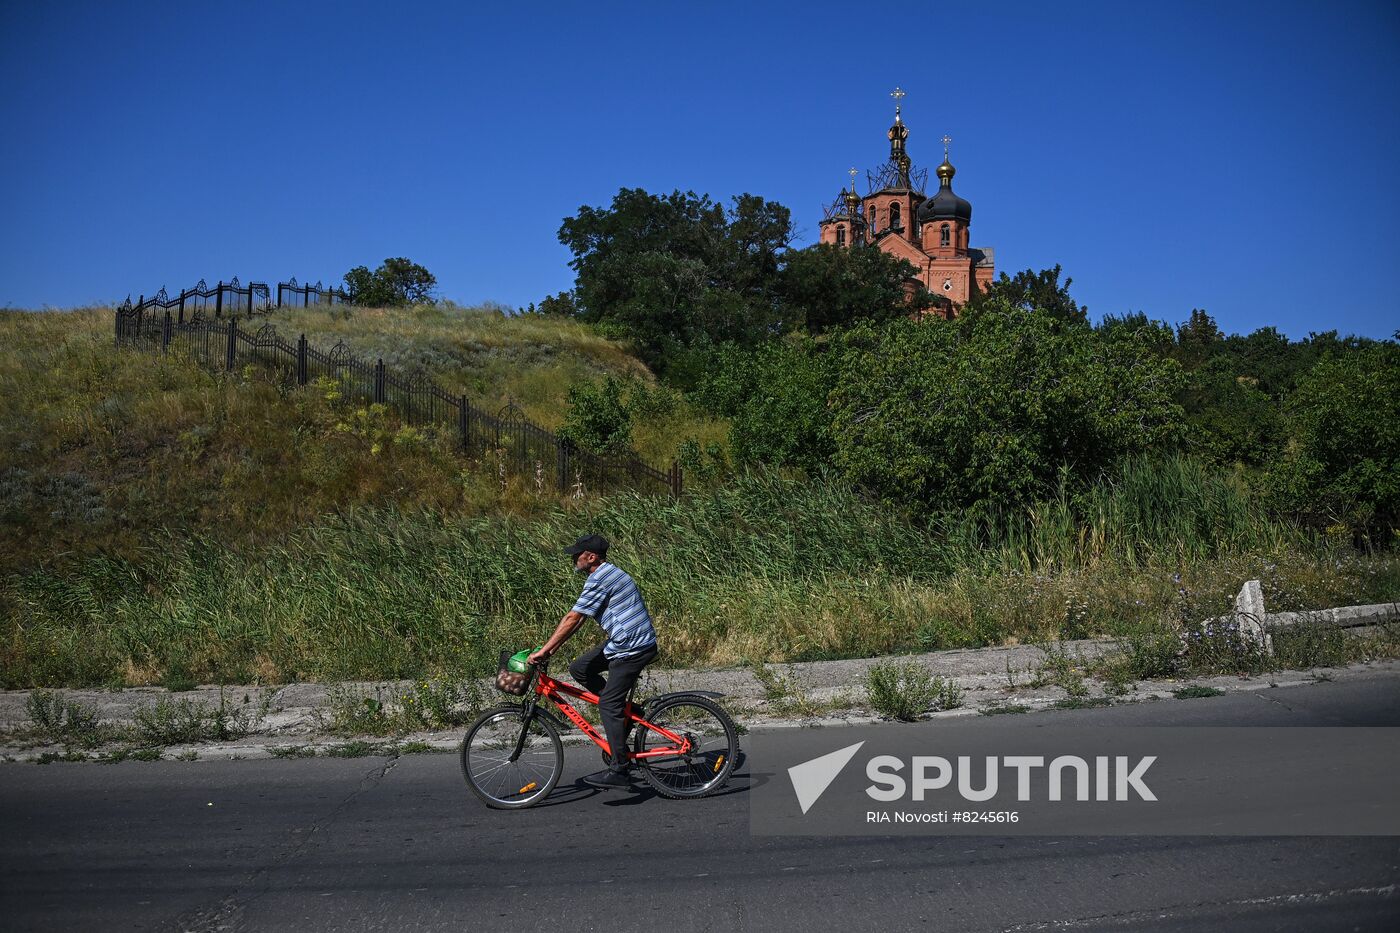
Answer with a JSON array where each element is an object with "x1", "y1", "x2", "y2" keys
[{"x1": 582, "y1": 768, "x2": 632, "y2": 790}]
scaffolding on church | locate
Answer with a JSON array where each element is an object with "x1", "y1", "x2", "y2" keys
[
  {"x1": 822, "y1": 195, "x2": 861, "y2": 222},
  {"x1": 867, "y1": 161, "x2": 928, "y2": 195}
]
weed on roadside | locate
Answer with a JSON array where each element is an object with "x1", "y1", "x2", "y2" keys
[
  {"x1": 34, "y1": 749, "x2": 90, "y2": 764},
  {"x1": 25, "y1": 690, "x2": 114, "y2": 748},
  {"x1": 132, "y1": 690, "x2": 266, "y2": 746},
  {"x1": 318, "y1": 679, "x2": 487, "y2": 737},
  {"x1": 866, "y1": 661, "x2": 963, "y2": 721},
  {"x1": 1270, "y1": 616, "x2": 1355, "y2": 670},
  {"x1": 269, "y1": 744, "x2": 318, "y2": 759},
  {"x1": 747, "y1": 661, "x2": 828, "y2": 718},
  {"x1": 104, "y1": 746, "x2": 162, "y2": 763},
  {"x1": 980, "y1": 702, "x2": 1030, "y2": 716},
  {"x1": 1029, "y1": 642, "x2": 1090, "y2": 698},
  {"x1": 1118, "y1": 624, "x2": 1183, "y2": 679},
  {"x1": 326, "y1": 740, "x2": 384, "y2": 758},
  {"x1": 1172, "y1": 684, "x2": 1225, "y2": 699},
  {"x1": 1180, "y1": 618, "x2": 1271, "y2": 676},
  {"x1": 1051, "y1": 696, "x2": 1114, "y2": 710}
]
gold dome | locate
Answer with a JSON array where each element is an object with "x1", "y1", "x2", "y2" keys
[{"x1": 937, "y1": 158, "x2": 956, "y2": 181}]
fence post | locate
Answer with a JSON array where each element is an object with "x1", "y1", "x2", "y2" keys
[
  {"x1": 459, "y1": 394, "x2": 470, "y2": 452},
  {"x1": 558, "y1": 439, "x2": 571, "y2": 493},
  {"x1": 247, "y1": 287, "x2": 254, "y2": 319},
  {"x1": 297, "y1": 334, "x2": 308, "y2": 385},
  {"x1": 179, "y1": 290, "x2": 186, "y2": 324},
  {"x1": 226, "y1": 319, "x2": 237, "y2": 371},
  {"x1": 162, "y1": 310, "x2": 172, "y2": 354},
  {"x1": 215, "y1": 283, "x2": 223, "y2": 319},
  {"x1": 374, "y1": 359, "x2": 385, "y2": 404},
  {"x1": 670, "y1": 460, "x2": 682, "y2": 498},
  {"x1": 277, "y1": 284, "x2": 283, "y2": 309}
]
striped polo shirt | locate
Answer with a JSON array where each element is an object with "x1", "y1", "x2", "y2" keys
[{"x1": 570, "y1": 561, "x2": 657, "y2": 658}]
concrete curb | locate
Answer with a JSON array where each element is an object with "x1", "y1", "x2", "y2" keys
[{"x1": 4, "y1": 651, "x2": 1398, "y2": 764}]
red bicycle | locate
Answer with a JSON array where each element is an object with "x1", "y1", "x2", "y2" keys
[{"x1": 459, "y1": 658, "x2": 739, "y2": 809}]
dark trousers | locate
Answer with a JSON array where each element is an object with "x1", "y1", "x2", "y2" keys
[{"x1": 569, "y1": 642, "x2": 658, "y2": 771}]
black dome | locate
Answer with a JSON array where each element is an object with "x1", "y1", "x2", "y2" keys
[{"x1": 918, "y1": 186, "x2": 971, "y2": 223}]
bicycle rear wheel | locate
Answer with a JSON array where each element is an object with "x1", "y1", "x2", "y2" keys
[
  {"x1": 632, "y1": 695, "x2": 739, "y2": 799},
  {"x1": 460, "y1": 705, "x2": 562, "y2": 809}
]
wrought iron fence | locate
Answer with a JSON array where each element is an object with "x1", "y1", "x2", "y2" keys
[
  {"x1": 276, "y1": 277, "x2": 352, "y2": 308},
  {"x1": 116, "y1": 278, "x2": 274, "y2": 339},
  {"x1": 114, "y1": 310, "x2": 682, "y2": 498},
  {"x1": 117, "y1": 277, "x2": 356, "y2": 337}
]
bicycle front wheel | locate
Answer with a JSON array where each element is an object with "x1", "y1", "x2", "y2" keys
[
  {"x1": 459, "y1": 704, "x2": 563, "y2": 809},
  {"x1": 632, "y1": 695, "x2": 739, "y2": 799}
]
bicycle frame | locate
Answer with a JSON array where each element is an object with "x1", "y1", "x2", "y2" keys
[{"x1": 512, "y1": 665, "x2": 692, "y2": 764}]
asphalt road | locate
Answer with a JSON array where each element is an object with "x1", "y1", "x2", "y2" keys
[{"x1": 3, "y1": 674, "x2": 1399, "y2": 932}]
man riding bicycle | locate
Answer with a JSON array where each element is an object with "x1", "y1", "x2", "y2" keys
[{"x1": 528, "y1": 534, "x2": 658, "y2": 790}]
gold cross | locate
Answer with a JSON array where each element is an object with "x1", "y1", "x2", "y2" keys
[
  {"x1": 890, "y1": 87, "x2": 906, "y2": 116},
  {"x1": 848, "y1": 166, "x2": 858, "y2": 191},
  {"x1": 942, "y1": 134, "x2": 952, "y2": 158}
]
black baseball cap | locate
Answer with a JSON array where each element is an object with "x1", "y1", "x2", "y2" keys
[{"x1": 564, "y1": 533, "x2": 610, "y2": 557}]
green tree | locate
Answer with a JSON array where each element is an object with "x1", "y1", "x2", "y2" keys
[
  {"x1": 827, "y1": 298, "x2": 1184, "y2": 518},
  {"x1": 1269, "y1": 343, "x2": 1400, "y2": 540},
  {"x1": 343, "y1": 257, "x2": 437, "y2": 307},
  {"x1": 557, "y1": 188, "x2": 793, "y2": 368},
  {"x1": 966, "y1": 265, "x2": 1087, "y2": 326},
  {"x1": 727, "y1": 338, "x2": 839, "y2": 468},
  {"x1": 1174, "y1": 308, "x2": 1224, "y2": 369},
  {"x1": 777, "y1": 243, "x2": 930, "y2": 332},
  {"x1": 532, "y1": 291, "x2": 578, "y2": 317}
]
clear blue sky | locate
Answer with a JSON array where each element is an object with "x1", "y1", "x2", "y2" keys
[{"x1": 3, "y1": 0, "x2": 1397, "y2": 339}]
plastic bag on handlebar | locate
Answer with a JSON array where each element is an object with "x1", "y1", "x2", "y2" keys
[{"x1": 495, "y1": 650, "x2": 531, "y2": 696}]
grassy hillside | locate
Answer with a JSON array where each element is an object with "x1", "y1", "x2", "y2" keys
[
  {"x1": 0, "y1": 304, "x2": 724, "y2": 577},
  {"x1": 247, "y1": 300, "x2": 727, "y2": 465},
  {"x1": 2, "y1": 305, "x2": 1397, "y2": 689}
]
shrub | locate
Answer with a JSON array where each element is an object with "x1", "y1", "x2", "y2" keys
[
  {"x1": 25, "y1": 690, "x2": 106, "y2": 747},
  {"x1": 559, "y1": 375, "x2": 633, "y2": 455},
  {"x1": 1178, "y1": 618, "x2": 1270, "y2": 676},
  {"x1": 318, "y1": 680, "x2": 485, "y2": 737},
  {"x1": 865, "y1": 661, "x2": 962, "y2": 720},
  {"x1": 132, "y1": 692, "x2": 263, "y2": 745}
]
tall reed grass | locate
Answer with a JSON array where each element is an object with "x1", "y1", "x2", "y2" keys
[
  {"x1": 943, "y1": 455, "x2": 1298, "y2": 573},
  {"x1": 6, "y1": 470, "x2": 1397, "y2": 688}
]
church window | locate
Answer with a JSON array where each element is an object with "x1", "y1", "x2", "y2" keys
[
  {"x1": 836, "y1": 225, "x2": 846, "y2": 246},
  {"x1": 869, "y1": 205, "x2": 876, "y2": 227},
  {"x1": 890, "y1": 202, "x2": 901, "y2": 230},
  {"x1": 940, "y1": 223, "x2": 950, "y2": 247}
]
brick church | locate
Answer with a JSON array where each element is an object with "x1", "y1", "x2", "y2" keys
[{"x1": 818, "y1": 90, "x2": 993, "y2": 315}]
